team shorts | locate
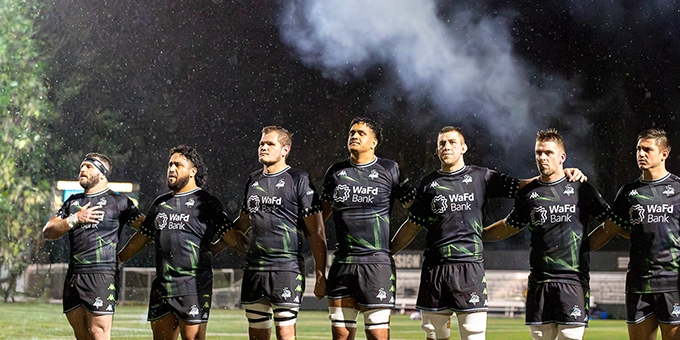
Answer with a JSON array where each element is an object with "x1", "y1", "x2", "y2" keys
[
  {"x1": 63, "y1": 272, "x2": 118, "y2": 315},
  {"x1": 416, "y1": 261, "x2": 488, "y2": 313},
  {"x1": 240, "y1": 270, "x2": 305, "y2": 307},
  {"x1": 525, "y1": 282, "x2": 589, "y2": 326},
  {"x1": 326, "y1": 262, "x2": 396, "y2": 308},
  {"x1": 148, "y1": 286, "x2": 211, "y2": 324},
  {"x1": 626, "y1": 292, "x2": 680, "y2": 324}
]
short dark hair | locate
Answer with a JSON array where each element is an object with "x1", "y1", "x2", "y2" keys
[
  {"x1": 536, "y1": 128, "x2": 565, "y2": 152},
  {"x1": 638, "y1": 128, "x2": 671, "y2": 152},
  {"x1": 169, "y1": 145, "x2": 207, "y2": 187},
  {"x1": 439, "y1": 126, "x2": 465, "y2": 144},
  {"x1": 84, "y1": 152, "x2": 112, "y2": 174},
  {"x1": 350, "y1": 117, "x2": 383, "y2": 147},
  {"x1": 262, "y1": 126, "x2": 293, "y2": 148}
]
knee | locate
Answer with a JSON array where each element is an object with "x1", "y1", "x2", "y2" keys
[
  {"x1": 245, "y1": 302, "x2": 273, "y2": 330},
  {"x1": 328, "y1": 306, "x2": 359, "y2": 329},
  {"x1": 558, "y1": 325, "x2": 585, "y2": 340},
  {"x1": 363, "y1": 308, "x2": 391, "y2": 330},
  {"x1": 421, "y1": 312, "x2": 451, "y2": 339}
]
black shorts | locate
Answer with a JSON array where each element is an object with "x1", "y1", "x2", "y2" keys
[
  {"x1": 525, "y1": 282, "x2": 589, "y2": 326},
  {"x1": 626, "y1": 292, "x2": 680, "y2": 324},
  {"x1": 416, "y1": 262, "x2": 488, "y2": 313},
  {"x1": 326, "y1": 262, "x2": 396, "y2": 308},
  {"x1": 63, "y1": 272, "x2": 118, "y2": 315},
  {"x1": 148, "y1": 286, "x2": 211, "y2": 324},
  {"x1": 240, "y1": 270, "x2": 305, "y2": 307}
]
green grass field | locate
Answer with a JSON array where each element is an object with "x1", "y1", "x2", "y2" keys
[{"x1": 0, "y1": 303, "x2": 633, "y2": 339}]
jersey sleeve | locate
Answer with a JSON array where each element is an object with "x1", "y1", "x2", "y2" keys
[
  {"x1": 118, "y1": 196, "x2": 143, "y2": 227},
  {"x1": 579, "y1": 183, "x2": 613, "y2": 222},
  {"x1": 321, "y1": 165, "x2": 336, "y2": 203},
  {"x1": 485, "y1": 170, "x2": 521, "y2": 199},
  {"x1": 297, "y1": 172, "x2": 322, "y2": 218},
  {"x1": 139, "y1": 203, "x2": 159, "y2": 239},
  {"x1": 505, "y1": 198, "x2": 530, "y2": 230},
  {"x1": 241, "y1": 177, "x2": 252, "y2": 215},
  {"x1": 609, "y1": 185, "x2": 632, "y2": 230},
  {"x1": 391, "y1": 163, "x2": 416, "y2": 205},
  {"x1": 54, "y1": 198, "x2": 73, "y2": 219},
  {"x1": 407, "y1": 178, "x2": 436, "y2": 229},
  {"x1": 205, "y1": 197, "x2": 234, "y2": 239}
]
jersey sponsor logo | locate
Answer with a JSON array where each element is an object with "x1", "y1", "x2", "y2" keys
[
  {"x1": 156, "y1": 213, "x2": 168, "y2": 230},
  {"x1": 664, "y1": 185, "x2": 675, "y2": 196},
  {"x1": 563, "y1": 184, "x2": 575, "y2": 196},
  {"x1": 93, "y1": 297, "x2": 103, "y2": 309},
  {"x1": 97, "y1": 197, "x2": 107, "y2": 206},
  {"x1": 672, "y1": 304, "x2": 680, "y2": 317},
  {"x1": 282, "y1": 287, "x2": 292, "y2": 300},
  {"x1": 632, "y1": 203, "x2": 673, "y2": 223},
  {"x1": 248, "y1": 195, "x2": 282, "y2": 213},
  {"x1": 247, "y1": 195, "x2": 260, "y2": 213},
  {"x1": 431, "y1": 195, "x2": 448, "y2": 214},
  {"x1": 350, "y1": 186, "x2": 379, "y2": 203},
  {"x1": 185, "y1": 198, "x2": 195, "y2": 208},
  {"x1": 469, "y1": 292, "x2": 480, "y2": 305},
  {"x1": 530, "y1": 192, "x2": 540, "y2": 199},
  {"x1": 530, "y1": 206, "x2": 548, "y2": 226},
  {"x1": 369, "y1": 169, "x2": 379, "y2": 180},
  {"x1": 462, "y1": 174, "x2": 473, "y2": 184},
  {"x1": 629, "y1": 205, "x2": 645, "y2": 224},
  {"x1": 333, "y1": 184, "x2": 351, "y2": 202},
  {"x1": 189, "y1": 305, "x2": 199, "y2": 317},
  {"x1": 166, "y1": 213, "x2": 190, "y2": 230},
  {"x1": 569, "y1": 305, "x2": 582, "y2": 319},
  {"x1": 376, "y1": 288, "x2": 387, "y2": 301},
  {"x1": 276, "y1": 179, "x2": 285, "y2": 188}
]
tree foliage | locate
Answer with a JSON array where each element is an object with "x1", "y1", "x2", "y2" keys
[{"x1": 0, "y1": 0, "x2": 55, "y2": 301}]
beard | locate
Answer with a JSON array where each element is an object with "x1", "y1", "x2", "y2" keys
[
  {"x1": 167, "y1": 174, "x2": 190, "y2": 191},
  {"x1": 79, "y1": 175, "x2": 100, "y2": 190}
]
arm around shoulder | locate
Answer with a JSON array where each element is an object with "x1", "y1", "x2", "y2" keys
[
  {"x1": 589, "y1": 219, "x2": 628, "y2": 251},
  {"x1": 482, "y1": 219, "x2": 520, "y2": 242},
  {"x1": 118, "y1": 231, "x2": 153, "y2": 263},
  {"x1": 391, "y1": 221, "x2": 422, "y2": 254}
]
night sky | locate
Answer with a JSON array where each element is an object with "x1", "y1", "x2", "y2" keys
[{"x1": 37, "y1": 0, "x2": 680, "y2": 261}]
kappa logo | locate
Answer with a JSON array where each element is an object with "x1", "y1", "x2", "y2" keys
[
  {"x1": 247, "y1": 195, "x2": 260, "y2": 213},
  {"x1": 389, "y1": 296, "x2": 394, "y2": 303},
  {"x1": 376, "y1": 288, "x2": 387, "y2": 301},
  {"x1": 530, "y1": 192, "x2": 540, "y2": 199},
  {"x1": 338, "y1": 170, "x2": 347, "y2": 177},
  {"x1": 93, "y1": 297, "x2": 103, "y2": 309},
  {"x1": 629, "y1": 204, "x2": 645, "y2": 224},
  {"x1": 369, "y1": 169, "x2": 379, "y2": 180},
  {"x1": 97, "y1": 197, "x2": 107, "y2": 206},
  {"x1": 664, "y1": 185, "x2": 675, "y2": 196},
  {"x1": 570, "y1": 305, "x2": 582, "y2": 319},
  {"x1": 108, "y1": 284, "x2": 115, "y2": 291},
  {"x1": 431, "y1": 195, "x2": 448, "y2": 214},
  {"x1": 251, "y1": 181, "x2": 259, "y2": 187},
  {"x1": 106, "y1": 305, "x2": 113, "y2": 311},
  {"x1": 629, "y1": 189, "x2": 639, "y2": 196},
  {"x1": 530, "y1": 206, "x2": 548, "y2": 226},
  {"x1": 107, "y1": 294, "x2": 115, "y2": 301},
  {"x1": 282, "y1": 287, "x2": 292, "y2": 299},
  {"x1": 189, "y1": 305, "x2": 199, "y2": 317},
  {"x1": 469, "y1": 292, "x2": 480, "y2": 305},
  {"x1": 462, "y1": 174, "x2": 473, "y2": 185},
  {"x1": 333, "y1": 184, "x2": 351, "y2": 203},
  {"x1": 185, "y1": 198, "x2": 195, "y2": 208},
  {"x1": 294, "y1": 296, "x2": 300, "y2": 303},
  {"x1": 564, "y1": 184, "x2": 575, "y2": 196},
  {"x1": 429, "y1": 181, "x2": 440, "y2": 188},
  {"x1": 276, "y1": 179, "x2": 286, "y2": 188},
  {"x1": 672, "y1": 304, "x2": 680, "y2": 317},
  {"x1": 156, "y1": 213, "x2": 168, "y2": 230}
]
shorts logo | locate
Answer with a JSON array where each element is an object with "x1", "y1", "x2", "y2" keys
[
  {"x1": 469, "y1": 292, "x2": 480, "y2": 305},
  {"x1": 185, "y1": 198, "x2": 195, "y2": 208},
  {"x1": 629, "y1": 189, "x2": 639, "y2": 197},
  {"x1": 569, "y1": 305, "x2": 582, "y2": 319},
  {"x1": 530, "y1": 192, "x2": 540, "y2": 199},
  {"x1": 483, "y1": 299, "x2": 488, "y2": 307},
  {"x1": 389, "y1": 296, "x2": 394, "y2": 303},
  {"x1": 294, "y1": 296, "x2": 300, "y2": 303},
  {"x1": 672, "y1": 304, "x2": 680, "y2": 317},
  {"x1": 563, "y1": 184, "x2": 575, "y2": 196},
  {"x1": 156, "y1": 213, "x2": 168, "y2": 230},
  {"x1": 664, "y1": 185, "x2": 675, "y2": 196},
  {"x1": 93, "y1": 297, "x2": 103, "y2": 309},
  {"x1": 431, "y1": 195, "x2": 448, "y2": 214},
  {"x1": 462, "y1": 175, "x2": 473, "y2": 185},
  {"x1": 97, "y1": 197, "x2": 107, "y2": 206},
  {"x1": 203, "y1": 302, "x2": 210, "y2": 308},
  {"x1": 376, "y1": 288, "x2": 387, "y2": 301},
  {"x1": 189, "y1": 305, "x2": 199, "y2": 317},
  {"x1": 202, "y1": 312, "x2": 208, "y2": 319},
  {"x1": 333, "y1": 185, "x2": 351, "y2": 203},
  {"x1": 530, "y1": 206, "x2": 548, "y2": 226},
  {"x1": 276, "y1": 179, "x2": 285, "y2": 188},
  {"x1": 108, "y1": 284, "x2": 115, "y2": 291},
  {"x1": 369, "y1": 170, "x2": 379, "y2": 180},
  {"x1": 282, "y1": 287, "x2": 292, "y2": 300},
  {"x1": 629, "y1": 204, "x2": 644, "y2": 224},
  {"x1": 106, "y1": 305, "x2": 113, "y2": 311},
  {"x1": 295, "y1": 285, "x2": 303, "y2": 292},
  {"x1": 107, "y1": 294, "x2": 115, "y2": 301},
  {"x1": 247, "y1": 195, "x2": 261, "y2": 213}
]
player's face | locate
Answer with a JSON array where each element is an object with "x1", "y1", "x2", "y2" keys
[
  {"x1": 437, "y1": 131, "x2": 467, "y2": 170},
  {"x1": 78, "y1": 161, "x2": 102, "y2": 190},
  {"x1": 258, "y1": 132, "x2": 290, "y2": 166},
  {"x1": 347, "y1": 123, "x2": 377, "y2": 154},
  {"x1": 167, "y1": 153, "x2": 196, "y2": 191},
  {"x1": 535, "y1": 141, "x2": 566, "y2": 178},
  {"x1": 637, "y1": 138, "x2": 668, "y2": 171}
]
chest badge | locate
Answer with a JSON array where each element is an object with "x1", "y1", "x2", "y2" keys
[
  {"x1": 563, "y1": 184, "x2": 574, "y2": 196},
  {"x1": 462, "y1": 174, "x2": 472, "y2": 185},
  {"x1": 663, "y1": 185, "x2": 675, "y2": 196},
  {"x1": 368, "y1": 169, "x2": 379, "y2": 180}
]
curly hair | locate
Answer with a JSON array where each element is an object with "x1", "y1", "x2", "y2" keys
[
  {"x1": 169, "y1": 145, "x2": 207, "y2": 187},
  {"x1": 350, "y1": 117, "x2": 383, "y2": 147}
]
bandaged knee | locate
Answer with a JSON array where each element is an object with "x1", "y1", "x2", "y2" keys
[
  {"x1": 244, "y1": 302, "x2": 273, "y2": 329},
  {"x1": 457, "y1": 312, "x2": 486, "y2": 340},
  {"x1": 363, "y1": 308, "x2": 391, "y2": 330},
  {"x1": 273, "y1": 305, "x2": 300, "y2": 327},
  {"x1": 557, "y1": 325, "x2": 585, "y2": 340},
  {"x1": 421, "y1": 312, "x2": 452, "y2": 339},
  {"x1": 529, "y1": 324, "x2": 557, "y2": 340},
  {"x1": 328, "y1": 307, "x2": 359, "y2": 328}
]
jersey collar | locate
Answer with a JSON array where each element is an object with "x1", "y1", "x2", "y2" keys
[
  {"x1": 173, "y1": 187, "x2": 201, "y2": 197},
  {"x1": 438, "y1": 165, "x2": 467, "y2": 176},
  {"x1": 85, "y1": 188, "x2": 111, "y2": 197},
  {"x1": 263, "y1": 166, "x2": 291, "y2": 177},
  {"x1": 640, "y1": 172, "x2": 671, "y2": 184},
  {"x1": 537, "y1": 176, "x2": 567, "y2": 185},
  {"x1": 350, "y1": 156, "x2": 377, "y2": 168}
]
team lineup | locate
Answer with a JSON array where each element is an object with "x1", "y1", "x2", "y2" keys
[{"x1": 42, "y1": 118, "x2": 680, "y2": 340}]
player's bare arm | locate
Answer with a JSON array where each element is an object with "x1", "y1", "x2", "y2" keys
[
  {"x1": 129, "y1": 215, "x2": 146, "y2": 230},
  {"x1": 219, "y1": 212, "x2": 250, "y2": 255},
  {"x1": 482, "y1": 219, "x2": 521, "y2": 242},
  {"x1": 304, "y1": 212, "x2": 328, "y2": 300},
  {"x1": 589, "y1": 219, "x2": 629, "y2": 251},
  {"x1": 390, "y1": 221, "x2": 422, "y2": 254},
  {"x1": 117, "y1": 232, "x2": 153, "y2": 263},
  {"x1": 321, "y1": 201, "x2": 333, "y2": 221},
  {"x1": 42, "y1": 202, "x2": 105, "y2": 240}
]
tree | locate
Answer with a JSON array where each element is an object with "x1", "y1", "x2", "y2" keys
[{"x1": 0, "y1": 0, "x2": 55, "y2": 301}]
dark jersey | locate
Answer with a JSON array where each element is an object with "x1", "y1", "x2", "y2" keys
[
  {"x1": 610, "y1": 173, "x2": 680, "y2": 294},
  {"x1": 506, "y1": 178, "x2": 611, "y2": 286},
  {"x1": 140, "y1": 188, "x2": 233, "y2": 297},
  {"x1": 242, "y1": 166, "x2": 322, "y2": 272},
  {"x1": 322, "y1": 157, "x2": 415, "y2": 264},
  {"x1": 56, "y1": 188, "x2": 141, "y2": 273},
  {"x1": 409, "y1": 166, "x2": 520, "y2": 263}
]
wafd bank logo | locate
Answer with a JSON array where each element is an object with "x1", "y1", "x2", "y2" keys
[
  {"x1": 630, "y1": 203, "x2": 673, "y2": 224},
  {"x1": 530, "y1": 204, "x2": 576, "y2": 226},
  {"x1": 156, "y1": 212, "x2": 189, "y2": 230},
  {"x1": 430, "y1": 193, "x2": 475, "y2": 214}
]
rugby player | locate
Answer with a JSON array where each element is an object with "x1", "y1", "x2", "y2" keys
[
  {"x1": 43, "y1": 153, "x2": 144, "y2": 340},
  {"x1": 590, "y1": 128, "x2": 680, "y2": 340},
  {"x1": 483, "y1": 129, "x2": 613, "y2": 340},
  {"x1": 118, "y1": 145, "x2": 237, "y2": 340},
  {"x1": 321, "y1": 117, "x2": 416, "y2": 340},
  {"x1": 224, "y1": 126, "x2": 327, "y2": 340},
  {"x1": 391, "y1": 126, "x2": 585, "y2": 340}
]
